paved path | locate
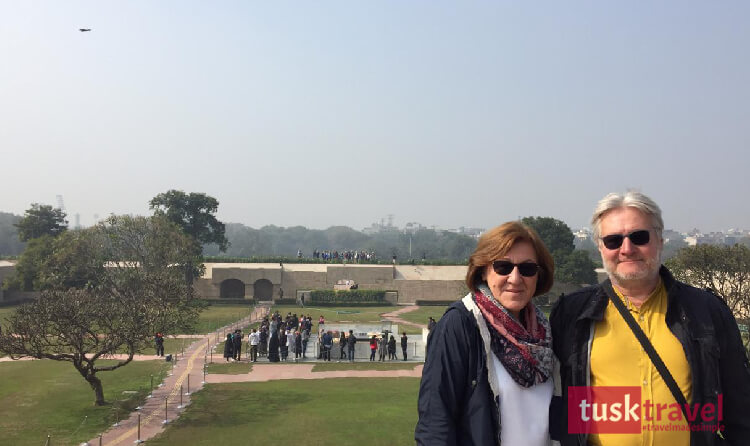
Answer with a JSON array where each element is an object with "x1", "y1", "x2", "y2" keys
[
  {"x1": 207, "y1": 363, "x2": 424, "y2": 383},
  {"x1": 380, "y1": 305, "x2": 426, "y2": 330},
  {"x1": 84, "y1": 305, "x2": 269, "y2": 446}
]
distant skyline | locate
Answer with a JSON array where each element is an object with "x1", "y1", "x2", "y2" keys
[{"x1": 2, "y1": 2, "x2": 748, "y2": 233}]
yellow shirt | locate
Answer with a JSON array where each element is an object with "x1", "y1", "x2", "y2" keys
[{"x1": 588, "y1": 281, "x2": 692, "y2": 446}]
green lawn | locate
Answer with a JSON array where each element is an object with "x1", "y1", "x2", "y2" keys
[
  {"x1": 206, "y1": 361, "x2": 253, "y2": 374},
  {"x1": 186, "y1": 304, "x2": 254, "y2": 334},
  {"x1": 0, "y1": 304, "x2": 22, "y2": 322},
  {"x1": 312, "y1": 362, "x2": 419, "y2": 372},
  {"x1": 395, "y1": 305, "x2": 450, "y2": 329},
  {"x1": 148, "y1": 378, "x2": 420, "y2": 445},
  {"x1": 0, "y1": 359, "x2": 168, "y2": 446}
]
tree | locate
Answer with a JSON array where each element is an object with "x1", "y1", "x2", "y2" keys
[
  {"x1": 522, "y1": 216, "x2": 597, "y2": 286},
  {"x1": 0, "y1": 215, "x2": 201, "y2": 406},
  {"x1": 2, "y1": 235, "x2": 55, "y2": 291},
  {"x1": 666, "y1": 244, "x2": 750, "y2": 329},
  {"x1": 150, "y1": 190, "x2": 228, "y2": 284},
  {"x1": 14, "y1": 203, "x2": 68, "y2": 242}
]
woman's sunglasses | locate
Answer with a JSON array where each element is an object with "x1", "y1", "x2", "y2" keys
[
  {"x1": 491, "y1": 260, "x2": 540, "y2": 277},
  {"x1": 600, "y1": 229, "x2": 650, "y2": 250}
]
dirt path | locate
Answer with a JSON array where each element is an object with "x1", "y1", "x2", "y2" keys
[
  {"x1": 380, "y1": 305, "x2": 426, "y2": 330},
  {"x1": 207, "y1": 363, "x2": 424, "y2": 383}
]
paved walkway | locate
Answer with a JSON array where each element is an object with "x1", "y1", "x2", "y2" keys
[
  {"x1": 207, "y1": 363, "x2": 424, "y2": 383},
  {"x1": 380, "y1": 305, "x2": 426, "y2": 330},
  {"x1": 84, "y1": 306, "x2": 269, "y2": 446}
]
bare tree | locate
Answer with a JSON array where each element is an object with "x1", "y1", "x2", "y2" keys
[{"x1": 0, "y1": 215, "x2": 201, "y2": 405}]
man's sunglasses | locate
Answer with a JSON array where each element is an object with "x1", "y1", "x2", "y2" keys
[
  {"x1": 600, "y1": 230, "x2": 650, "y2": 250},
  {"x1": 492, "y1": 260, "x2": 540, "y2": 277}
]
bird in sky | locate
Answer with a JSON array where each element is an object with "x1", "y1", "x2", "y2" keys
[{"x1": 79, "y1": 28, "x2": 91, "y2": 32}]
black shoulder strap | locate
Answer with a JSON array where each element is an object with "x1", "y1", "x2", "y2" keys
[{"x1": 602, "y1": 282, "x2": 691, "y2": 423}]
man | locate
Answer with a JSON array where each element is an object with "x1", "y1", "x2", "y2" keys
[
  {"x1": 322, "y1": 330, "x2": 333, "y2": 361},
  {"x1": 232, "y1": 329, "x2": 243, "y2": 361},
  {"x1": 154, "y1": 332, "x2": 164, "y2": 357},
  {"x1": 248, "y1": 328, "x2": 259, "y2": 362},
  {"x1": 347, "y1": 329, "x2": 357, "y2": 362},
  {"x1": 551, "y1": 191, "x2": 750, "y2": 446}
]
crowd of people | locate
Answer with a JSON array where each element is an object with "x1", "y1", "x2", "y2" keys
[
  {"x1": 198, "y1": 309, "x2": 413, "y2": 364},
  {"x1": 308, "y1": 249, "x2": 377, "y2": 262}
]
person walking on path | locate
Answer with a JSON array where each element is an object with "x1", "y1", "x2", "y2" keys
[
  {"x1": 248, "y1": 329, "x2": 259, "y2": 362},
  {"x1": 154, "y1": 333, "x2": 165, "y2": 357},
  {"x1": 400, "y1": 332, "x2": 408, "y2": 361},
  {"x1": 369, "y1": 335, "x2": 378, "y2": 361},
  {"x1": 223, "y1": 333, "x2": 234, "y2": 362},
  {"x1": 347, "y1": 329, "x2": 357, "y2": 362},
  {"x1": 232, "y1": 329, "x2": 243, "y2": 361}
]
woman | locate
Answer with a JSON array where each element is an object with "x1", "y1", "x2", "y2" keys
[
  {"x1": 223, "y1": 333, "x2": 234, "y2": 362},
  {"x1": 369, "y1": 335, "x2": 378, "y2": 361},
  {"x1": 339, "y1": 331, "x2": 347, "y2": 360},
  {"x1": 415, "y1": 221, "x2": 555, "y2": 446},
  {"x1": 387, "y1": 335, "x2": 397, "y2": 360}
]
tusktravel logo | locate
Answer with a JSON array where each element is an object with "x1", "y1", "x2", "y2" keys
[{"x1": 567, "y1": 386, "x2": 725, "y2": 434}]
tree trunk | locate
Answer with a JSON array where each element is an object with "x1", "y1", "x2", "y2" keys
[{"x1": 85, "y1": 373, "x2": 106, "y2": 406}]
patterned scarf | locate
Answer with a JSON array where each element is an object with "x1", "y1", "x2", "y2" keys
[{"x1": 475, "y1": 283, "x2": 553, "y2": 387}]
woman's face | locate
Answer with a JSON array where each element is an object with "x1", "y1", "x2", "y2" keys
[{"x1": 482, "y1": 241, "x2": 539, "y2": 319}]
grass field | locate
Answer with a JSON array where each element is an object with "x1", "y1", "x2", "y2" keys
[
  {"x1": 147, "y1": 378, "x2": 420, "y2": 446},
  {"x1": 187, "y1": 304, "x2": 253, "y2": 334},
  {"x1": 395, "y1": 305, "x2": 450, "y2": 329},
  {"x1": 311, "y1": 362, "x2": 419, "y2": 372},
  {"x1": 0, "y1": 359, "x2": 168, "y2": 446}
]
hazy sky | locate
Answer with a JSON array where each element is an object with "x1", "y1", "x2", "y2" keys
[{"x1": 2, "y1": 2, "x2": 748, "y2": 233}]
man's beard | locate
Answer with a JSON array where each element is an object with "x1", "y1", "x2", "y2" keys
[{"x1": 604, "y1": 252, "x2": 661, "y2": 285}]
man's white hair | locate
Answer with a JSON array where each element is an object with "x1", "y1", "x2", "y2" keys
[{"x1": 591, "y1": 190, "x2": 664, "y2": 240}]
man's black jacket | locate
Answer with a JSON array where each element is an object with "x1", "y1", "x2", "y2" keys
[{"x1": 550, "y1": 266, "x2": 750, "y2": 446}]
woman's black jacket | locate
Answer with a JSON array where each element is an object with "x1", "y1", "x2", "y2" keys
[{"x1": 415, "y1": 299, "x2": 500, "y2": 445}]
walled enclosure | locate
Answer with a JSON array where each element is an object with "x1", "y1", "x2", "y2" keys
[{"x1": 196, "y1": 263, "x2": 469, "y2": 304}]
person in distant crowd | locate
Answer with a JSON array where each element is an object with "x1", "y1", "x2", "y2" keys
[
  {"x1": 347, "y1": 329, "x2": 357, "y2": 362},
  {"x1": 550, "y1": 191, "x2": 750, "y2": 445},
  {"x1": 318, "y1": 329, "x2": 325, "y2": 359},
  {"x1": 427, "y1": 317, "x2": 437, "y2": 332},
  {"x1": 378, "y1": 334, "x2": 388, "y2": 362},
  {"x1": 279, "y1": 329, "x2": 289, "y2": 361},
  {"x1": 322, "y1": 330, "x2": 333, "y2": 361},
  {"x1": 416, "y1": 221, "x2": 556, "y2": 445},
  {"x1": 400, "y1": 332, "x2": 408, "y2": 361},
  {"x1": 279, "y1": 287, "x2": 284, "y2": 301},
  {"x1": 318, "y1": 315, "x2": 325, "y2": 327},
  {"x1": 232, "y1": 329, "x2": 243, "y2": 361},
  {"x1": 248, "y1": 328, "x2": 259, "y2": 362},
  {"x1": 369, "y1": 335, "x2": 378, "y2": 361},
  {"x1": 223, "y1": 333, "x2": 234, "y2": 362},
  {"x1": 300, "y1": 293, "x2": 305, "y2": 308},
  {"x1": 287, "y1": 328, "x2": 295, "y2": 358},
  {"x1": 388, "y1": 334, "x2": 397, "y2": 360},
  {"x1": 339, "y1": 331, "x2": 347, "y2": 360},
  {"x1": 301, "y1": 328, "x2": 309, "y2": 358},
  {"x1": 259, "y1": 326, "x2": 268, "y2": 357},
  {"x1": 154, "y1": 332, "x2": 164, "y2": 357},
  {"x1": 267, "y1": 328, "x2": 279, "y2": 362},
  {"x1": 294, "y1": 331, "x2": 303, "y2": 361}
]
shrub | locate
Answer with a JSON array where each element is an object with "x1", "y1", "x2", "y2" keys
[{"x1": 309, "y1": 289, "x2": 388, "y2": 305}]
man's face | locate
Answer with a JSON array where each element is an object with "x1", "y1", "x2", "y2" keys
[{"x1": 598, "y1": 207, "x2": 663, "y2": 285}]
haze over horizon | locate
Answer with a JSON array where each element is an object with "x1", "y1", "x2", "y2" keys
[{"x1": 2, "y1": 2, "x2": 748, "y2": 234}]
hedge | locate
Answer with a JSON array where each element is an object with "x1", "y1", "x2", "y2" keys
[{"x1": 309, "y1": 289, "x2": 388, "y2": 305}]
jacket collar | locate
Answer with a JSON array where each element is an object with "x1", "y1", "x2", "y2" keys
[{"x1": 577, "y1": 265, "x2": 678, "y2": 322}]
